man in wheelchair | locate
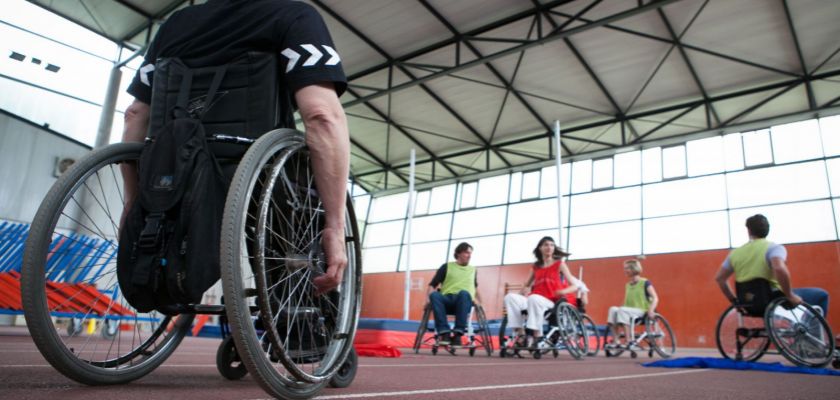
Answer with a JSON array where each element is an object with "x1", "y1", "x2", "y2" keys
[
  {"x1": 424, "y1": 242, "x2": 482, "y2": 347},
  {"x1": 714, "y1": 214, "x2": 836, "y2": 367},
  {"x1": 121, "y1": 0, "x2": 351, "y2": 296},
  {"x1": 715, "y1": 214, "x2": 829, "y2": 320}
]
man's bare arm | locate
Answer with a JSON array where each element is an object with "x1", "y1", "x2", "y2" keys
[
  {"x1": 120, "y1": 99, "x2": 150, "y2": 225},
  {"x1": 770, "y1": 257, "x2": 802, "y2": 305},
  {"x1": 295, "y1": 83, "x2": 350, "y2": 294},
  {"x1": 714, "y1": 267, "x2": 736, "y2": 303}
]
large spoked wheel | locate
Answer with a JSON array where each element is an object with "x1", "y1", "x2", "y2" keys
[
  {"x1": 474, "y1": 305, "x2": 494, "y2": 356},
  {"x1": 765, "y1": 298, "x2": 835, "y2": 368},
  {"x1": 413, "y1": 304, "x2": 432, "y2": 354},
  {"x1": 647, "y1": 314, "x2": 676, "y2": 358},
  {"x1": 580, "y1": 314, "x2": 600, "y2": 357},
  {"x1": 715, "y1": 304, "x2": 769, "y2": 362},
  {"x1": 21, "y1": 142, "x2": 194, "y2": 385},
  {"x1": 221, "y1": 129, "x2": 362, "y2": 399},
  {"x1": 555, "y1": 303, "x2": 585, "y2": 360}
]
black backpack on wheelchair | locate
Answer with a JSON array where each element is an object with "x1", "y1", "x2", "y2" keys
[
  {"x1": 117, "y1": 52, "x2": 285, "y2": 313},
  {"x1": 735, "y1": 278, "x2": 784, "y2": 317}
]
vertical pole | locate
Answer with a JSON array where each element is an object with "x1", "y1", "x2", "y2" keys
[
  {"x1": 403, "y1": 149, "x2": 416, "y2": 320},
  {"x1": 94, "y1": 64, "x2": 123, "y2": 148},
  {"x1": 554, "y1": 120, "x2": 564, "y2": 245}
]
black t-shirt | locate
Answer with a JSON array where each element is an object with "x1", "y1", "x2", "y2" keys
[{"x1": 127, "y1": 0, "x2": 346, "y2": 105}]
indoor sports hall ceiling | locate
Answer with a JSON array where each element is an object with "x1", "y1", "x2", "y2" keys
[{"x1": 29, "y1": 0, "x2": 840, "y2": 193}]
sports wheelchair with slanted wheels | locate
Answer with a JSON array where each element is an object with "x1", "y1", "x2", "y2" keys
[
  {"x1": 715, "y1": 279, "x2": 838, "y2": 368},
  {"x1": 412, "y1": 302, "x2": 493, "y2": 356},
  {"x1": 602, "y1": 311, "x2": 676, "y2": 359},
  {"x1": 498, "y1": 289, "x2": 588, "y2": 360},
  {"x1": 20, "y1": 53, "x2": 362, "y2": 400}
]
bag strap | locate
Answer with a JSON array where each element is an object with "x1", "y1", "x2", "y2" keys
[
  {"x1": 172, "y1": 68, "x2": 194, "y2": 119},
  {"x1": 198, "y1": 65, "x2": 228, "y2": 121}
]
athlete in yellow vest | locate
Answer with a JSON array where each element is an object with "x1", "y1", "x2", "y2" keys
[
  {"x1": 605, "y1": 257, "x2": 660, "y2": 345},
  {"x1": 424, "y1": 242, "x2": 482, "y2": 346},
  {"x1": 715, "y1": 214, "x2": 829, "y2": 314}
]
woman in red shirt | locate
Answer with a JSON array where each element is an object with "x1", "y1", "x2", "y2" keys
[{"x1": 504, "y1": 236, "x2": 578, "y2": 347}]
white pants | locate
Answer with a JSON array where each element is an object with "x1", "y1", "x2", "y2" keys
[
  {"x1": 607, "y1": 306, "x2": 645, "y2": 326},
  {"x1": 504, "y1": 293, "x2": 555, "y2": 333}
]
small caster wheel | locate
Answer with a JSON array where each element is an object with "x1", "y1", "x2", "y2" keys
[
  {"x1": 216, "y1": 336, "x2": 248, "y2": 380},
  {"x1": 432, "y1": 345, "x2": 438, "y2": 355},
  {"x1": 469, "y1": 347, "x2": 476, "y2": 357},
  {"x1": 832, "y1": 358, "x2": 840, "y2": 369},
  {"x1": 101, "y1": 319, "x2": 118, "y2": 339},
  {"x1": 500, "y1": 348, "x2": 507, "y2": 358},
  {"x1": 630, "y1": 351, "x2": 637, "y2": 359},
  {"x1": 533, "y1": 350, "x2": 542, "y2": 360},
  {"x1": 553, "y1": 349, "x2": 559, "y2": 358},
  {"x1": 328, "y1": 348, "x2": 358, "y2": 388}
]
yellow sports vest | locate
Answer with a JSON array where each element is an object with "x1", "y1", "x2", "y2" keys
[
  {"x1": 729, "y1": 239, "x2": 781, "y2": 290},
  {"x1": 439, "y1": 262, "x2": 476, "y2": 299},
  {"x1": 623, "y1": 278, "x2": 650, "y2": 311}
]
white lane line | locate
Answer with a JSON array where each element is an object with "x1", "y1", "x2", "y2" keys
[{"x1": 307, "y1": 369, "x2": 708, "y2": 399}]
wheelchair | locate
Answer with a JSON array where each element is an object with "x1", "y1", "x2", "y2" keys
[
  {"x1": 576, "y1": 302, "x2": 602, "y2": 357},
  {"x1": 20, "y1": 53, "x2": 362, "y2": 399},
  {"x1": 715, "y1": 280, "x2": 838, "y2": 368},
  {"x1": 498, "y1": 297, "x2": 588, "y2": 360},
  {"x1": 602, "y1": 311, "x2": 676, "y2": 359},
  {"x1": 412, "y1": 302, "x2": 493, "y2": 356}
]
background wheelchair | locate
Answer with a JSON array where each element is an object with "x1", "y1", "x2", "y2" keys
[
  {"x1": 715, "y1": 280, "x2": 838, "y2": 368},
  {"x1": 602, "y1": 311, "x2": 676, "y2": 359},
  {"x1": 412, "y1": 302, "x2": 493, "y2": 356},
  {"x1": 497, "y1": 291, "x2": 588, "y2": 360},
  {"x1": 20, "y1": 86, "x2": 363, "y2": 399}
]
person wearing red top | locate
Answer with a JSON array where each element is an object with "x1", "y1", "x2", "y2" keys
[{"x1": 504, "y1": 236, "x2": 578, "y2": 347}]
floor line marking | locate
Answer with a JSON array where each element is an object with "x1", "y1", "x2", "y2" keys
[{"x1": 306, "y1": 369, "x2": 709, "y2": 399}]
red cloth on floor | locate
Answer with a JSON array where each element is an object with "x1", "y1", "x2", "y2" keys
[{"x1": 354, "y1": 344, "x2": 402, "y2": 357}]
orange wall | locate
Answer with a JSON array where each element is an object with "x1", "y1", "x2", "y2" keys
[{"x1": 360, "y1": 241, "x2": 840, "y2": 348}]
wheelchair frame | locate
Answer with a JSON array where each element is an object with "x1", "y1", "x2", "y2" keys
[
  {"x1": 497, "y1": 298, "x2": 588, "y2": 360},
  {"x1": 603, "y1": 312, "x2": 676, "y2": 359},
  {"x1": 412, "y1": 302, "x2": 493, "y2": 357},
  {"x1": 20, "y1": 129, "x2": 363, "y2": 400},
  {"x1": 715, "y1": 296, "x2": 838, "y2": 368}
]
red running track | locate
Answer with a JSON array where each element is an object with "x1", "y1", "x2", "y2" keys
[{"x1": 1, "y1": 326, "x2": 838, "y2": 400}]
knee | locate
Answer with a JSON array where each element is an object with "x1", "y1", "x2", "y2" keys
[
  {"x1": 456, "y1": 290, "x2": 471, "y2": 300},
  {"x1": 429, "y1": 291, "x2": 443, "y2": 302}
]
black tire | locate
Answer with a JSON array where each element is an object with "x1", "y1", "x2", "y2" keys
[
  {"x1": 21, "y1": 142, "x2": 194, "y2": 385},
  {"x1": 765, "y1": 298, "x2": 835, "y2": 368},
  {"x1": 474, "y1": 305, "x2": 493, "y2": 356},
  {"x1": 217, "y1": 336, "x2": 248, "y2": 380},
  {"x1": 555, "y1": 303, "x2": 584, "y2": 360},
  {"x1": 498, "y1": 315, "x2": 509, "y2": 353},
  {"x1": 715, "y1": 304, "x2": 769, "y2": 362},
  {"x1": 648, "y1": 314, "x2": 676, "y2": 358},
  {"x1": 581, "y1": 315, "x2": 600, "y2": 357},
  {"x1": 432, "y1": 346, "x2": 438, "y2": 355},
  {"x1": 221, "y1": 129, "x2": 361, "y2": 398},
  {"x1": 328, "y1": 348, "x2": 358, "y2": 388},
  {"x1": 413, "y1": 304, "x2": 432, "y2": 354}
]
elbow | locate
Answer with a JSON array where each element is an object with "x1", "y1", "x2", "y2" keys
[
  {"x1": 301, "y1": 104, "x2": 346, "y2": 136},
  {"x1": 124, "y1": 100, "x2": 149, "y2": 125}
]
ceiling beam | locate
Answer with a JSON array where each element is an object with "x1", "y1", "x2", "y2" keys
[
  {"x1": 781, "y1": 0, "x2": 815, "y2": 110},
  {"x1": 340, "y1": 0, "x2": 685, "y2": 109},
  {"x1": 313, "y1": 0, "x2": 512, "y2": 170}
]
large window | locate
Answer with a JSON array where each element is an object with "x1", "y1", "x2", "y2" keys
[{"x1": 360, "y1": 115, "x2": 840, "y2": 273}]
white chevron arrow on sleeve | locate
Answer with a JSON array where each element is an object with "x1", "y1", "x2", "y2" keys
[
  {"x1": 281, "y1": 48, "x2": 301, "y2": 72},
  {"x1": 139, "y1": 63, "x2": 155, "y2": 86},
  {"x1": 323, "y1": 45, "x2": 341, "y2": 66},
  {"x1": 301, "y1": 44, "x2": 323, "y2": 67}
]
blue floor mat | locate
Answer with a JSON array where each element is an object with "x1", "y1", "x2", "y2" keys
[{"x1": 643, "y1": 357, "x2": 840, "y2": 376}]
